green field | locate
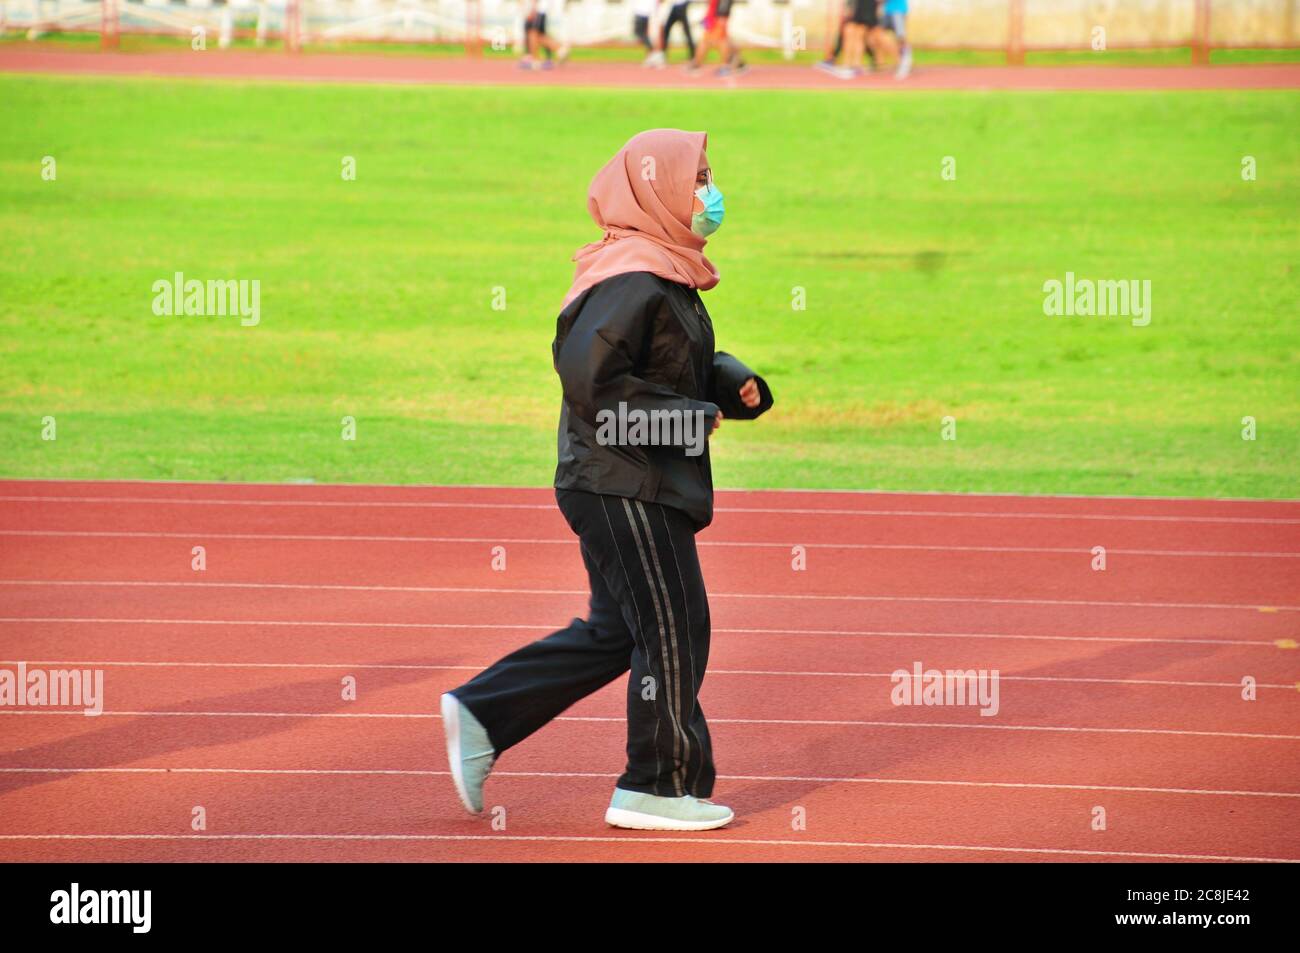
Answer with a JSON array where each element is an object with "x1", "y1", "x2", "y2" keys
[{"x1": 1, "y1": 74, "x2": 1297, "y2": 496}]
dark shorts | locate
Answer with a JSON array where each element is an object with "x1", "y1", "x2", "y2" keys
[
  {"x1": 525, "y1": 12, "x2": 547, "y2": 33},
  {"x1": 849, "y1": 0, "x2": 877, "y2": 27},
  {"x1": 715, "y1": 0, "x2": 733, "y2": 20}
]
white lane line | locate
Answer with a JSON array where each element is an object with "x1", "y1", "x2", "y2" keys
[
  {"x1": 0, "y1": 494, "x2": 535, "y2": 509},
  {"x1": 1, "y1": 495, "x2": 1296, "y2": 524},
  {"x1": 3, "y1": 658, "x2": 1294, "y2": 690},
  {"x1": 2, "y1": 579, "x2": 1294, "y2": 612},
  {"x1": 4, "y1": 475, "x2": 1296, "y2": 505},
  {"x1": 0, "y1": 710, "x2": 436, "y2": 718},
  {"x1": 4, "y1": 766, "x2": 1297, "y2": 799},
  {"x1": 5, "y1": 475, "x2": 1298, "y2": 506},
  {"x1": 3, "y1": 709, "x2": 1296, "y2": 740},
  {"x1": 4, "y1": 529, "x2": 1296, "y2": 559},
  {"x1": 681, "y1": 670, "x2": 1300, "y2": 689},
  {"x1": 0, "y1": 617, "x2": 1280, "y2": 647},
  {"x1": 0, "y1": 832, "x2": 1292, "y2": 862}
]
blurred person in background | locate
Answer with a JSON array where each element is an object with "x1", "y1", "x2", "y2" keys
[
  {"x1": 633, "y1": 0, "x2": 658, "y2": 63},
  {"x1": 519, "y1": 0, "x2": 571, "y2": 70},
  {"x1": 648, "y1": 0, "x2": 695, "y2": 67},
  {"x1": 688, "y1": 0, "x2": 747, "y2": 76},
  {"x1": 836, "y1": 0, "x2": 882, "y2": 79},
  {"x1": 882, "y1": 0, "x2": 911, "y2": 78},
  {"x1": 816, "y1": 0, "x2": 877, "y2": 75}
]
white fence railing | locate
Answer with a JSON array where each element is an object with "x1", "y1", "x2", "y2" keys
[
  {"x1": 9, "y1": 0, "x2": 292, "y2": 47},
  {"x1": 1, "y1": 0, "x2": 811, "y2": 50},
  {"x1": 2, "y1": 1, "x2": 1297, "y2": 53}
]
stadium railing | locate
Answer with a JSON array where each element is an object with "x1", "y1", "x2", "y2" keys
[{"x1": 2, "y1": 0, "x2": 1296, "y2": 62}]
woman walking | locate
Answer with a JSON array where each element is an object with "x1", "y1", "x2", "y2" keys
[
  {"x1": 651, "y1": 0, "x2": 695, "y2": 66},
  {"x1": 441, "y1": 128, "x2": 773, "y2": 831},
  {"x1": 689, "y1": 0, "x2": 747, "y2": 76}
]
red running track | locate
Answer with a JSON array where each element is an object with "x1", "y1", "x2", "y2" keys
[
  {"x1": 0, "y1": 479, "x2": 1298, "y2": 863},
  {"x1": 2, "y1": 46, "x2": 1299, "y2": 91}
]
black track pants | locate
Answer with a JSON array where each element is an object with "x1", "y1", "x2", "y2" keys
[
  {"x1": 448, "y1": 488, "x2": 716, "y2": 798},
  {"x1": 661, "y1": 3, "x2": 696, "y2": 59}
]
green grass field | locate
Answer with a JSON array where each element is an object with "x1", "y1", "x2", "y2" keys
[{"x1": 1, "y1": 74, "x2": 1297, "y2": 496}]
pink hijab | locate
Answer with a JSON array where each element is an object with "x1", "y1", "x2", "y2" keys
[{"x1": 560, "y1": 128, "x2": 720, "y2": 311}]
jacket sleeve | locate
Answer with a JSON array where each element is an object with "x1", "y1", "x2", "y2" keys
[
  {"x1": 710, "y1": 351, "x2": 774, "y2": 420},
  {"x1": 554, "y1": 273, "x2": 721, "y2": 443}
]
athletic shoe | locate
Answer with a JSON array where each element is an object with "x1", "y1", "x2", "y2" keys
[
  {"x1": 538, "y1": 58, "x2": 555, "y2": 70},
  {"x1": 813, "y1": 59, "x2": 839, "y2": 76},
  {"x1": 605, "y1": 788, "x2": 735, "y2": 831},
  {"x1": 556, "y1": 43, "x2": 570, "y2": 63},
  {"x1": 644, "y1": 50, "x2": 666, "y2": 69},
  {"x1": 685, "y1": 62, "x2": 703, "y2": 76},
  {"x1": 834, "y1": 65, "x2": 862, "y2": 80},
  {"x1": 517, "y1": 56, "x2": 536, "y2": 70},
  {"x1": 895, "y1": 47, "x2": 912, "y2": 79},
  {"x1": 441, "y1": 692, "x2": 496, "y2": 814}
]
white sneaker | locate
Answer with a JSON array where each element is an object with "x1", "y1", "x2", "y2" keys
[
  {"x1": 895, "y1": 48, "x2": 912, "y2": 79},
  {"x1": 441, "y1": 693, "x2": 495, "y2": 814},
  {"x1": 605, "y1": 787, "x2": 735, "y2": 831}
]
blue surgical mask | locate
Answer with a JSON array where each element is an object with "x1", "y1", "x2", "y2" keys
[{"x1": 691, "y1": 183, "x2": 725, "y2": 238}]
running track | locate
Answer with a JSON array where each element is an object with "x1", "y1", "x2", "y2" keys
[
  {"x1": 0, "y1": 479, "x2": 1297, "y2": 863},
  {"x1": 2, "y1": 46, "x2": 1299, "y2": 90}
]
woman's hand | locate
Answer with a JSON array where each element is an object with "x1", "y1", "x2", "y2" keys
[{"x1": 714, "y1": 381, "x2": 757, "y2": 434}]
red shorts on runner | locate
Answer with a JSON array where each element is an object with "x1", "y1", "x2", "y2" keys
[{"x1": 701, "y1": 0, "x2": 720, "y2": 31}]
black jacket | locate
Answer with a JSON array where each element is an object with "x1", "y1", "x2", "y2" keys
[{"x1": 552, "y1": 270, "x2": 774, "y2": 530}]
